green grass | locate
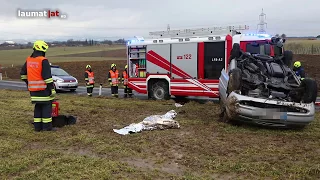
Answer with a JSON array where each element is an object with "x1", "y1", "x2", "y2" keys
[
  {"x1": 1, "y1": 89, "x2": 320, "y2": 179},
  {"x1": 0, "y1": 46, "x2": 126, "y2": 66},
  {"x1": 285, "y1": 39, "x2": 320, "y2": 55}
]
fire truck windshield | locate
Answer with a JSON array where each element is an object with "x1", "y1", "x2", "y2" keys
[{"x1": 246, "y1": 41, "x2": 270, "y2": 55}]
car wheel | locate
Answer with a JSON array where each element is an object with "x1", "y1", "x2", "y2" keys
[
  {"x1": 151, "y1": 81, "x2": 170, "y2": 100},
  {"x1": 300, "y1": 78, "x2": 318, "y2": 103},
  {"x1": 70, "y1": 89, "x2": 76, "y2": 92},
  {"x1": 230, "y1": 43, "x2": 241, "y2": 60},
  {"x1": 283, "y1": 50, "x2": 293, "y2": 68},
  {"x1": 227, "y1": 68, "x2": 242, "y2": 95},
  {"x1": 53, "y1": 83, "x2": 58, "y2": 92}
]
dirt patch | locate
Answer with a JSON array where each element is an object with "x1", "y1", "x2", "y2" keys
[
  {"x1": 295, "y1": 54, "x2": 320, "y2": 85},
  {"x1": 54, "y1": 49, "x2": 126, "y2": 58}
]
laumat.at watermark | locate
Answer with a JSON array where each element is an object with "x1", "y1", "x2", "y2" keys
[{"x1": 17, "y1": 9, "x2": 67, "y2": 19}]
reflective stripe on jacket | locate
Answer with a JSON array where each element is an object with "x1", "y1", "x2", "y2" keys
[
  {"x1": 85, "y1": 71, "x2": 95, "y2": 84},
  {"x1": 109, "y1": 70, "x2": 119, "y2": 85},
  {"x1": 122, "y1": 71, "x2": 128, "y2": 85},
  {"x1": 26, "y1": 56, "x2": 47, "y2": 91}
]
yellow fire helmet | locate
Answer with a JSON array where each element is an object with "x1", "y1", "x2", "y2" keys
[
  {"x1": 111, "y1": 63, "x2": 116, "y2": 68},
  {"x1": 86, "y1": 65, "x2": 91, "y2": 69},
  {"x1": 33, "y1": 40, "x2": 49, "y2": 52},
  {"x1": 293, "y1": 61, "x2": 301, "y2": 68},
  {"x1": 125, "y1": 65, "x2": 128, "y2": 69}
]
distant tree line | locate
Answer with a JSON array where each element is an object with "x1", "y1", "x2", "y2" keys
[{"x1": 0, "y1": 38, "x2": 128, "y2": 50}]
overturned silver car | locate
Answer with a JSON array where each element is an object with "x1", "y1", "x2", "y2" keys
[{"x1": 219, "y1": 42, "x2": 318, "y2": 129}]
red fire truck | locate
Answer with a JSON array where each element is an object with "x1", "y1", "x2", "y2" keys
[{"x1": 126, "y1": 25, "x2": 283, "y2": 100}]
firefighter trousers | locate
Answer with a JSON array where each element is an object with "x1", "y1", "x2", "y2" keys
[
  {"x1": 124, "y1": 85, "x2": 133, "y2": 98},
  {"x1": 111, "y1": 85, "x2": 118, "y2": 97},
  {"x1": 34, "y1": 102, "x2": 53, "y2": 131},
  {"x1": 86, "y1": 87, "x2": 93, "y2": 96}
]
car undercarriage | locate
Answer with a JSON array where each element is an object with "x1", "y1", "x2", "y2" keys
[
  {"x1": 229, "y1": 46, "x2": 317, "y2": 104},
  {"x1": 218, "y1": 38, "x2": 318, "y2": 128}
]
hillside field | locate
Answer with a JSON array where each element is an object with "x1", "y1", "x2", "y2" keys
[
  {"x1": 0, "y1": 89, "x2": 320, "y2": 179},
  {"x1": 286, "y1": 39, "x2": 320, "y2": 55},
  {"x1": 0, "y1": 45, "x2": 126, "y2": 66}
]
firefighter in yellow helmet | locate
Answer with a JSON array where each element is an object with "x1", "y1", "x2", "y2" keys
[
  {"x1": 293, "y1": 61, "x2": 306, "y2": 80},
  {"x1": 108, "y1": 63, "x2": 120, "y2": 97},
  {"x1": 20, "y1": 40, "x2": 56, "y2": 132},
  {"x1": 122, "y1": 64, "x2": 133, "y2": 98},
  {"x1": 84, "y1": 65, "x2": 94, "y2": 96}
]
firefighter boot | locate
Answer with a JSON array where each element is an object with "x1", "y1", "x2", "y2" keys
[
  {"x1": 33, "y1": 122, "x2": 42, "y2": 132},
  {"x1": 124, "y1": 94, "x2": 128, "y2": 98},
  {"x1": 42, "y1": 122, "x2": 57, "y2": 131}
]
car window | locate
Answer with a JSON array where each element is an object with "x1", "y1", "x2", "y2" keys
[{"x1": 51, "y1": 67, "x2": 70, "y2": 76}]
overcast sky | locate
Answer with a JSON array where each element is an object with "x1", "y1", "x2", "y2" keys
[{"x1": 0, "y1": 0, "x2": 318, "y2": 42}]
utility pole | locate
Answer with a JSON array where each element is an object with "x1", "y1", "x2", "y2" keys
[{"x1": 257, "y1": 8, "x2": 267, "y2": 34}]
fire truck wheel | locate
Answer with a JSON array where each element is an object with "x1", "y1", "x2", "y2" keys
[{"x1": 151, "y1": 81, "x2": 170, "y2": 100}]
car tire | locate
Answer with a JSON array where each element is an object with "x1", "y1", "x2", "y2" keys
[
  {"x1": 230, "y1": 43, "x2": 241, "y2": 60},
  {"x1": 300, "y1": 78, "x2": 318, "y2": 103},
  {"x1": 283, "y1": 50, "x2": 293, "y2": 68},
  {"x1": 227, "y1": 68, "x2": 242, "y2": 94},
  {"x1": 151, "y1": 81, "x2": 170, "y2": 100},
  {"x1": 53, "y1": 83, "x2": 59, "y2": 92},
  {"x1": 70, "y1": 89, "x2": 76, "y2": 92}
]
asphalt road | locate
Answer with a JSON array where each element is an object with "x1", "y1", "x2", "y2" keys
[{"x1": 0, "y1": 80, "x2": 216, "y2": 103}]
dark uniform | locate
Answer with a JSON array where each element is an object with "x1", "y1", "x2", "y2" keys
[
  {"x1": 84, "y1": 65, "x2": 94, "y2": 96},
  {"x1": 108, "y1": 63, "x2": 120, "y2": 97},
  {"x1": 20, "y1": 40, "x2": 55, "y2": 132},
  {"x1": 122, "y1": 65, "x2": 133, "y2": 98},
  {"x1": 293, "y1": 61, "x2": 306, "y2": 80}
]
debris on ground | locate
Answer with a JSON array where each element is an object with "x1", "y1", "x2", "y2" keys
[
  {"x1": 175, "y1": 103, "x2": 184, "y2": 107},
  {"x1": 113, "y1": 110, "x2": 180, "y2": 135}
]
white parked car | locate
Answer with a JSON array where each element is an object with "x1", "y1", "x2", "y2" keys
[{"x1": 51, "y1": 65, "x2": 78, "y2": 92}]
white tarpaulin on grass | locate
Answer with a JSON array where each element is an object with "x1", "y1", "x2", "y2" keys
[{"x1": 113, "y1": 110, "x2": 180, "y2": 135}]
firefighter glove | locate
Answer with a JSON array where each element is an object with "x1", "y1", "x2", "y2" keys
[
  {"x1": 51, "y1": 89, "x2": 56, "y2": 97},
  {"x1": 110, "y1": 82, "x2": 113, "y2": 85}
]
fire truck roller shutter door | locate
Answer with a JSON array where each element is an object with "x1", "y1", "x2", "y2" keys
[
  {"x1": 204, "y1": 41, "x2": 226, "y2": 79},
  {"x1": 146, "y1": 44, "x2": 171, "y2": 75},
  {"x1": 170, "y1": 42, "x2": 198, "y2": 79}
]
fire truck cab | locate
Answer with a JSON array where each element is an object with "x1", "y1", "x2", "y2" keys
[{"x1": 126, "y1": 25, "x2": 285, "y2": 100}]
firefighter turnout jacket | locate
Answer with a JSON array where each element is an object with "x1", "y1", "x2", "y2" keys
[
  {"x1": 122, "y1": 70, "x2": 128, "y2": 86},
  {"x1": 20, "y1": 51, "x2": 55, "y2": 103},
  {"x1": 108, "y1": 70, "x2": 120, "y2": 86},
  {"x1": 85, "y1": 70, "x2": 95, "y2": 87}
]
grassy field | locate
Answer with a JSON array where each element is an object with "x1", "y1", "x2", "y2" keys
[
  {"x1": 0, "y1": 89, "x2": 320, "y2": 179},
  {"x1": 285, "y1": 39, "x2": 320, "y2": 55},
  {"x1": 0, "y1": 45, "x2": 126, "y2": 66}
]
